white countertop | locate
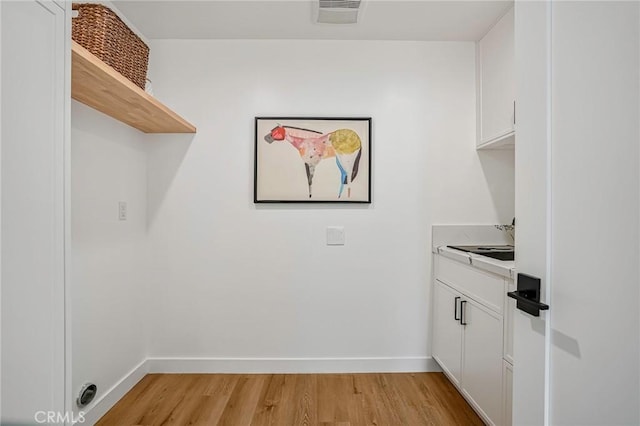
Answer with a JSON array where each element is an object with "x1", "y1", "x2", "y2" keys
[{"x1": 436, "y1": 246, "x2": 515, "y2": 279}]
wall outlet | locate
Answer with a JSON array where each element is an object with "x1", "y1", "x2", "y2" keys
[
  {"x1": 118, "y1": 201, "x2": 127, "y2": 221},
  {"x1": 326, "y1": 226, "x2": 345, "y2": 245}
]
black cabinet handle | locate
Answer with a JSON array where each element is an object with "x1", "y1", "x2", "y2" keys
[
  {"x1": 454, "y1": 296, "x2": 460, "y2": 321},
  {"x1": 460, "y1": 300, "x2": 467, "y2": 326}
]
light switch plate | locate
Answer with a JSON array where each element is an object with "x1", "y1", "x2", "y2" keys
[{"x1": 326, "y1": 226, "x2": 345, "y2": 245}]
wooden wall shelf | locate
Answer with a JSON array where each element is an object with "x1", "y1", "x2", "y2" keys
[{"x1": 71, "y1": 41, "x2": 196, "y2": 134}]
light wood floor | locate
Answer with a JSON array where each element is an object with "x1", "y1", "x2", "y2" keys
[{"x1": 96, "y1": 373, "x2": 484, "y2": 426}]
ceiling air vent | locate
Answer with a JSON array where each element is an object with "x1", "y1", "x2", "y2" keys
[{"x1": 317, "y1": 0, "x2": 362, "y2": 24}]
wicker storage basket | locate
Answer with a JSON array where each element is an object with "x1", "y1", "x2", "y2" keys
[{"x1": 72, "y1": 3, "x2": 149, "y2": 89}]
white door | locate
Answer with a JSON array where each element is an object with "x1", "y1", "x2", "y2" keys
[
  {"x1": 1, "y1": 1, "x2": 67, "y2": 423},
  {"x1": 432, "y1": 280, "x2": 463, "y2": 385},
  {"x1": 514, "y1": 2, "x2": 640, "y2": 425},
  {"x1": 548, "y1": 2, "x2": 639, "y2": 424}
]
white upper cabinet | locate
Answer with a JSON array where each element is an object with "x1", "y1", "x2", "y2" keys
[{"x1": 477, "y1": 6, "x2": 515, "y2": 149}]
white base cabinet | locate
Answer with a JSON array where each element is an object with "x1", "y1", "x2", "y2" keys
[
  {"x1": 432, "y1": 280, "x2": 463, "y2": 386},
  {"x1": 432, "y1": 255, "x2": 512, "y2": 426},
  {"x1": 504, "y1": 279, "x2": 515, "y2": 364},
  {"x1": 503, "y1": 361, "x2": 513, "y2": 426},
  {"x1": 461, "y1": 296, "x2": 503, "y2": 424},
  {"x1": 502, "y1": 278, "x2": 515, "y2": 425}
]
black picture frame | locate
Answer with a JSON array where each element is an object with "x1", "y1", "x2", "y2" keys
[{"x1": 254, "y1": 117, "x2": 372, "y2": 203}]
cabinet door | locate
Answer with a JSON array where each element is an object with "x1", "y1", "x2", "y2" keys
[
  {"x1": 1, "y1": 1, "x2": 66, "y2": 422},
  {"x1": 432, "y1": 280, "x2": 463, "y2": 385},
  {"x1": 478, "y1": 6, "x2": 515, "y2": 146},
  {"x1": 503, "y1": 361, "x2": 513, "y2": 426},
  {"x1": 461, "y1": 297, "x2": 504, "y2": 425},
  {"x1": 504, "y1": 278, "x2": 515, "y2": 364}
]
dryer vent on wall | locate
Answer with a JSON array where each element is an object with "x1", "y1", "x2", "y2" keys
[
  {"x1": 77, "y1": 383, "x2": 97, "y2": 408},
  {"x1": 317, "y1": 0, "x2": 362, "y2": 24}
]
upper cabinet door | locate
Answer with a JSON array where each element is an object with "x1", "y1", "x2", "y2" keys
[{"x1": 477, "y1": 6, "x2": 515, "y2": 148}]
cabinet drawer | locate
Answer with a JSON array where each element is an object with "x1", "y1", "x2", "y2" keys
[{"x1": 435, "y1": 255, "x2": 505, "y2": 314}]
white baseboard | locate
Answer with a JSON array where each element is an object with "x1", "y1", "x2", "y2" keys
[
  {"x1": 146, "y1": 356, "x2": 442, "y2": 374},
  {"x1": 78, "y1": 359, "x2": 149, "y2": 426}
]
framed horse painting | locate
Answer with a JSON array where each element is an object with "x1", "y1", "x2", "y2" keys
[{"x1": 254, "y1": 117, "x2": 372, "y2": 203}]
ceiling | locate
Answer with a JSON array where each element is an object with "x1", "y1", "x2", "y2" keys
[{"x1": 111, "y1": 1, "x2": 513, "y2": 41}]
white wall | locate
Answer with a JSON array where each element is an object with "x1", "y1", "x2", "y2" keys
[
  {"x1": 144, "y1": 40, "x2": 514, "y2": 370},
  {"x1": 71, "y1": 102, "x2": 149, "y2": 419}
]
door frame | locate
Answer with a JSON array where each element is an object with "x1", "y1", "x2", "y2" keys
[
  {"x1": 63, "y1": 0, "x2": 73, "y2": 423},
  {"x1": 513, "y1": 1, "x2": 553, "y2": 424}
]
